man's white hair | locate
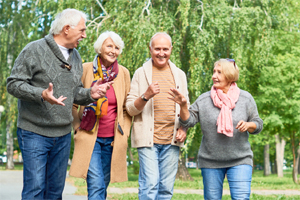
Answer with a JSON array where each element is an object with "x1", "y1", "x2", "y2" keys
[
  {"x1": 149, "y1": 32, "x2": 172, "y2": 48},
  {"x1": 49, "y1": 9, "x2": 87, "y2": 35},
  {"x1": 94, "y1": 31, "x2": 125, "y2": 54}
]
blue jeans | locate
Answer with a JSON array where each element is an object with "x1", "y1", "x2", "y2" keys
[
  {"x1": 137, "y1": 144, "x2": 180, "y2": 200},
  {"x1": 201, "y1": 164, "x2": 252, "y2": 200},
  {"x1": 17, "y1": 128, "x2": 71, "y2": 200},
  {"x1": 86, "y1": 137, "x2": 114, "y2": 200}
]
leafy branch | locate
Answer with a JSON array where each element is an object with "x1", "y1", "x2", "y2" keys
[
  {"x1": 86, "y1": 0, "x2": 110, "y2": 34},
  {"x1": 197, "y1": 0, "x2": 204, "y2": 31},
  {"x1": 140, "y1": 0, "x2": 151, "y2": 18}
]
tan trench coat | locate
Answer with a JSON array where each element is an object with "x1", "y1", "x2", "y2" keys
[{"x1": 69, "y1": 62, "x2": 132, "y2": 183}]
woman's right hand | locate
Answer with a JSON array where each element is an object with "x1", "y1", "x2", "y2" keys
[
  {"x1": 168, "y1": 88, "x2": 190, "y2": 121},
  {"x1": 168, "y1": 88, "x2": 187, "y2": 107}
]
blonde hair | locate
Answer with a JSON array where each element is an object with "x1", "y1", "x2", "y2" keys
[{"x1": 214, "y1": 59, "x2": 239, "y2": 82}]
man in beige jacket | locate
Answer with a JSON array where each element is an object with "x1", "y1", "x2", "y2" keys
[{"x1": 126, "y1": 32, "x2": 189, "y2": 200}]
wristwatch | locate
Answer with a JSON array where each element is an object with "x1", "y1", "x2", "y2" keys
[
  {"x1": 41, "y1": 95, "x2": 45, "y2": 103},
  {"x1": 141, "y1": 93, "x2": 148, "y2": 101}
]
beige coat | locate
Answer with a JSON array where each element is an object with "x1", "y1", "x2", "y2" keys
[
  {"x1": 69, "y1": 62, "x2": 132, "y2": 183},
  {"x1": 126, "y1": 59, "x2": 189, "y2": 148}
]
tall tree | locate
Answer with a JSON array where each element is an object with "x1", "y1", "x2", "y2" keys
[
  {"x1": 258, "y1": 49, "x2": 300, "y2": 178},
  {"x1": 1, "y1": 0, "x2": 300, "y2": 183},
  {"x1": 264, "y1": 144, "x2": 271, "y2": 176}
]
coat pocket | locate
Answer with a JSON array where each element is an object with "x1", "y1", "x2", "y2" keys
[{"x1": 118, "y1": 122, "x2": 124, "y2": 135}]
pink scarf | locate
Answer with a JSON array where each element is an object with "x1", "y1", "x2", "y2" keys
[{"x1": 210, "y1": 82, "x2": 240, "y2": 137}]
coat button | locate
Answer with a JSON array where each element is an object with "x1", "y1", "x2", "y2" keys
[
  {"x1": 176, "y1": 128, "x2": 179, "y2": 131},
  {"x1": 177, "y1": 86, "x2": 179, "y2": 89},
  {"x1": 177, "y1": 114, "x2": 180, "y2": 117},
  {"x1": 174, "y1": 141, "x2": 177, "y2": 144}
]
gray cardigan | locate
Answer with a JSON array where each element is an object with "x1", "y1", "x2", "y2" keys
[
  {"x1": 180, "y1": 90, "x2": 263, "y2": 168},
  {"x1": 7, "y1": 34, "x2": 95, "y2": 137}
]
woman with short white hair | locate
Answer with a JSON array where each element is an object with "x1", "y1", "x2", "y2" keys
[
  {"x1": 69, "y1": 31, "x2": 131, "y2": 200},
  {"x1": 169, "y1": 58, "x2": 263, "y2": 200}
]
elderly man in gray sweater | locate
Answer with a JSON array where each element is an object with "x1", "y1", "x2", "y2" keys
[{"x1": 6, "y1": 9, "x2": 112, "y2": 200}]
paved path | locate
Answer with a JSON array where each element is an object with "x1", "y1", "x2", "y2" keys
[
  {"x1": 1, "y1": 170, "x2": 300, "y2": 200},
  {"x1": 0, "y1": 170, "x2": 86, "y2": 200}
]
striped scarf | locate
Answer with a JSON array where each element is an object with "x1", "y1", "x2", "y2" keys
[{"x1": 80, "y1": 55, "x2": 119, "y2": 132}]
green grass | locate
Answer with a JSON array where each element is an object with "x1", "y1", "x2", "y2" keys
[
  {"x1": 108, "y1": 168, "x2": 300, "y2": 190},
  {"x1": 251, "y1": 170, "x2": 300, "y2": 190},
  {"x1": 107, "y1": 193, "x2": 300, "y2": 200},
  {"x1": 0, "y1": 163, "x2": 23, "y2": 170},
  {"x1": 67, "y1": 167, "x2": 300, "y2": 197},
  {"x1": 2, "y1": 163, "x2": 299, "y2": 199},
  {"x1": 0, "y1": 164, "x2": 69, "y2": 171}
]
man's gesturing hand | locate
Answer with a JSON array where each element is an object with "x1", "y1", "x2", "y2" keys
[
  {"x1": 143, "y1": 82, "x2": 160, "y2": 100},
  {"x1": 42, "y1": 83, "x2": 67, "y2": 106},
  {"x1": 90, "y1": 79, "x2": 114, "y2": 99}
]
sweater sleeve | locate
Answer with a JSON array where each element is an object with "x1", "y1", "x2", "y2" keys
[
  {"x1": 6, "y1": 45, "x2": 45, "y2": 103},
  {"x1": 179, "y1": 98, "x2": 201, "y2": 128},
  {"x1": 73, "y1": 84, "x2": 95, "y2": 105},
  {"x1": 247, "y1": 95, "x2": 263, "y2": 134},
  {"x1": 125, "y1": 68, "x2": 143, "y2": 116},
  {"x1": 72, "y1": 56, "x2": 96, "y2": 106}
]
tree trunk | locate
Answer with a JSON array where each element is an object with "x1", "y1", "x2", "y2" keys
[
  {"x1": 298, "y1": 155, "x2": 300, "y2": 174},
  {"x1": 176, "y1": 151, "x2": 194, "y2": 181},
  {"x1": 252, "y1": 151, "x2": 255, "y2": 174},
  {"x1": 264, "y1": 144, "x2": 271, "y2": 176},
  {"x1": 6, "y1": 53, "x2": 14, "y2": 170},
  {"x1": 271, "y1": 156, "x2": 276, "y2": 174},
  {"x1": 273, "y1": 158, "x2": 277, "y2": 174},
  {"x1": 291, "y1": 132, "x2": 298, "y2": 184},
  {"x1": 293, "y1": 147, "x2": 300, "y2": 184},
  {"x1": 275, "y1": 134, "x2": 285, "y2": 177},
  {"x1": 6, "y1": 94, "x2": 14, "y2": 170}
]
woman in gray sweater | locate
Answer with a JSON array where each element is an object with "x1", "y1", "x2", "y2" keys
[{"x1": 169, "y1": 59, "x2": 263, "y2": 200}]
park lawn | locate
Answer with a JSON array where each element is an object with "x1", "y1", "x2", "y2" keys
[
  {"x1": 107, "y1": 193, "x2": 300, "y2": 200},
  {"x1": 66, "y1": 167, "x2": 300, "y2": 197},
  {"x1": 110, "y1": 168, "x2": 300, "y2": 190}
]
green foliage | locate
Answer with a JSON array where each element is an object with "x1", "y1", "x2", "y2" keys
[{"x1": 1, "y1": 0, "x2": 300, "y2": 179}]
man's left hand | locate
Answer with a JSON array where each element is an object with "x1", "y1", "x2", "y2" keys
[
  {"x1": 90, "y1": 79, "x2": 114, "y2": 99},
  {"x1": 175, "y1": 127, "x2": 187, "y2": 143},
  {"x1": 42, "y1": 83, "x2": 67, "y2": 106}
]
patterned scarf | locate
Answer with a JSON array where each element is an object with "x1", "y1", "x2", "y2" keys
[
  {"x1": 210, "y1": 82, "x2": 240, "y2": 137},
  {"x1": 80, "y1": 55, "x2": 119, "y2": 132}
]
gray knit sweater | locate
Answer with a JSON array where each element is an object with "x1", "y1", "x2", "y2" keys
[
  {"x1": 180, "y1": 90, "x2": 263, "y2": 168},
  {"x1": 7, "y1": 34, "x2": 95, "y2": 137}
]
